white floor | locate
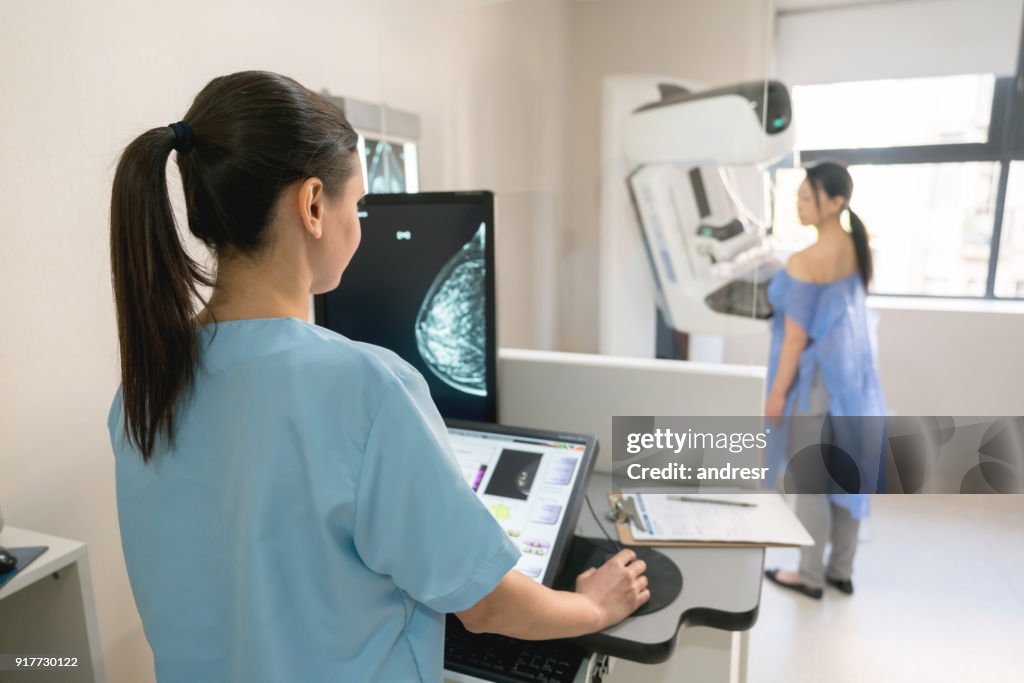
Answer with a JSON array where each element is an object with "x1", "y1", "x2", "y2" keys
[{"x1": 748, "y1": 495, "x2": 1024, "y2": 683}]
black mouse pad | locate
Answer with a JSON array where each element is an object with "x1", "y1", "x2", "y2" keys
[
  {"x1": 0, "y1": 546, "x2": 49, "y2": 589},
  {"x1": 554, "y1": 537, "x2": 682, "y2": 616}
]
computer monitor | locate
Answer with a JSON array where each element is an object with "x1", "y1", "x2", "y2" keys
[
  {"x1": 445, "y1": 421, "x2": 598, "y2": 587},
  {"x1": 314, "y1": 192, "x2": 497, "y2": 422}
]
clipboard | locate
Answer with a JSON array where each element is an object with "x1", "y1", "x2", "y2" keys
[{"x1": 607, "y1": 492, "x2": 812, "y2": 548}]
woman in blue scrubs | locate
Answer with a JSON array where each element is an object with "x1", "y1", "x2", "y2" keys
[
  {"x1": 762, "y1": 161, "x2": 886, "y2": 600},
  {"x1": 108, "y1": 71, "x2": 648, "y2": 682}
]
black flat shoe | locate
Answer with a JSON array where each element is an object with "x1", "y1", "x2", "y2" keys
[
  {"x1": 764, "y1": 568, "x2": 823, "y2": 600},
  {"x1": 826, "y1": 576, "x2": 854, "y2": 595}
]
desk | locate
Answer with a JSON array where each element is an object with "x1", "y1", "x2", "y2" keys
[
  {"x1": 495, "y1": 348, "x2": 769, "y2": 681},
  {"x1": 576, "y1": 473, "x2": 764, "y2": 683},
  {"x1": 446, "y1": 473, "x2": 765, "y2": 683},
  {"x1": 0, "y1": 527, "x2": 105, "y2": 683}
]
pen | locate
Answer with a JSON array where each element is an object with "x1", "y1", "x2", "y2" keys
[{"x1": 667, "y1": 495, "x2": 757, "y2": 508}]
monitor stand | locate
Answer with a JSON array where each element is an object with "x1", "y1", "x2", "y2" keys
[{"x1": 554, "y1": 537, "x2": 683, "y2": 616}]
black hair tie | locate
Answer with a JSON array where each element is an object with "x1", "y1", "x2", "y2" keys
[{"x1": 168, "y1": 121, "x2": 194, "y2": 155}]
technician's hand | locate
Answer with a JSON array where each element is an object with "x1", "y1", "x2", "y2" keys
[
  {"x1": 764, "y1": 391, "x2": 786, "y2": 427},
  {"x1": 575, "y1": 549, "x2": 649, "y2": 629}
]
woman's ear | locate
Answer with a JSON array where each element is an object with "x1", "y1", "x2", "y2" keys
[
  {"x1": 836, "y1": 196, "x2": 849, "y2": 217},
  {"x1": 824, "y1": 192, "x2": 845, "y2": 218},
  {"x1": 298, "y1": 177, "x2": 326, "y2": 239}
]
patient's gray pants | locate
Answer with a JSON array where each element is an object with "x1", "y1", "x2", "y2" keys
[
  {"x1": 789, "y1": 371, "x2": 861, "y2": 590},
  {"x1": 795, "y1": 494, "x2": 859, "y2": 589}
]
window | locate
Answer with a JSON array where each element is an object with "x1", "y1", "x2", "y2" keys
[
  {"x1": 995, "y1": 162, "x2": 1024, "y2": 296},
  {"x1": 792, "y1": 75, "x2": 995, "y2": 150},
  {"x1": 776, "y1": 72, "x2": 1024, "y2": 299},
  {"x1": 774, "y1": 163, "x2": 999, "y2": 296}
]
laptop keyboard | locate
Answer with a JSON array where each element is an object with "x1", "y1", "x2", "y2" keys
[{"x1": 445, "y1": 617, "x2": 586, "y2": 682}]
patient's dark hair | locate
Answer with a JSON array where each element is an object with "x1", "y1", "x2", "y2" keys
[
  {"x1": 110, "y1": 71, "x2": 359, "y2": 461},
  {"x1": 805, "y1": 160, "x2": 873, "y2": 289}
]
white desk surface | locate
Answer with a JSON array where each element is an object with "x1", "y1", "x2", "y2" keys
[
  {"x1": 0, "y1": 526, "x2": 87, "y2": 599},
  {"x1": 574, "y1": 474, "x2": 764, "y2": 660}
]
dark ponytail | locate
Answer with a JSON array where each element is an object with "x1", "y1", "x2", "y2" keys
[
  {"x1": 110, "y1": 71, "x2": 359, "y2": 462},
  {"x1": 110, "y1": 128, "x2": 211, "y2": 461},
  {"x1": 846, "y1": 208, "x2": 872, "y2": 289},
  {"x1": 804, "y1": 160, "x2": 873, "y2": 290}
]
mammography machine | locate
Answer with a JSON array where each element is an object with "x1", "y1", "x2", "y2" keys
[{"x1": 599, "y1": 77, "x2": 796, "y2": 356}]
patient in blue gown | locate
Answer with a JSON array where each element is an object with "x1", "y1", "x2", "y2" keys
[{"x1": 762, "y1": 161, "x2": 887, "y2": 600}]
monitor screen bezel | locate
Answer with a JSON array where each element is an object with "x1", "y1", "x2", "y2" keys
[
  {"x1": 445, "y1": 419, "x2": 600, "y2": 588},
  {"x1": 313, "y1": 191, "x2": 498, "y2": 423}
]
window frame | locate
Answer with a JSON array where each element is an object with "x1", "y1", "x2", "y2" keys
[{"x1": 781, "y1": 17, "x2": 1024, "y2": 300}]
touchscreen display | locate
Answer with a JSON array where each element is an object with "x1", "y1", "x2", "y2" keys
[{"x1": 448, "y1": 427, "x2": 586, "y2": 583}]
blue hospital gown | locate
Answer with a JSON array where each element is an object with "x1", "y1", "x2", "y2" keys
[
  {"x1": 108, "y1": 317, "x2": 519, "y2": 683},
  {"x1": 765, "y1": 271, "x2": 888, "y2": 519}
]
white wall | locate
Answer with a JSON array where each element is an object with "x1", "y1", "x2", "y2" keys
[
  {"x1": 561, "y1": 0, "x2": 776, "y2": 352},
  {"x1": 0, "y1": 1, "x2": 568, "y2": 681},
  {"x1": 499, "y1": 349, "x2": 766, "y2": 473},
  {"x1": 723, "y1": 301, "x2": 1024, "y2": 415},
  {"x1": 871, "y1": 301, "x2": 1024, "y2": 415}
]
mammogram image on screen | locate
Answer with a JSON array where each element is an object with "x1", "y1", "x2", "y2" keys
[
  {"x1": 484, "y1": 449, "x2": 543, "y2": 501},
  {"x1": 316, "y1": 193, "x2": 493, "y2": 421},
  {"x1": 415, "y1": 224, "x2": 488, "y2": 396}
]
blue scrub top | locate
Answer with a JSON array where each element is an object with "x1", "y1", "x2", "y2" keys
[{"x1": 108, "y1": 317, "x2": 520, "y2": 683}]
